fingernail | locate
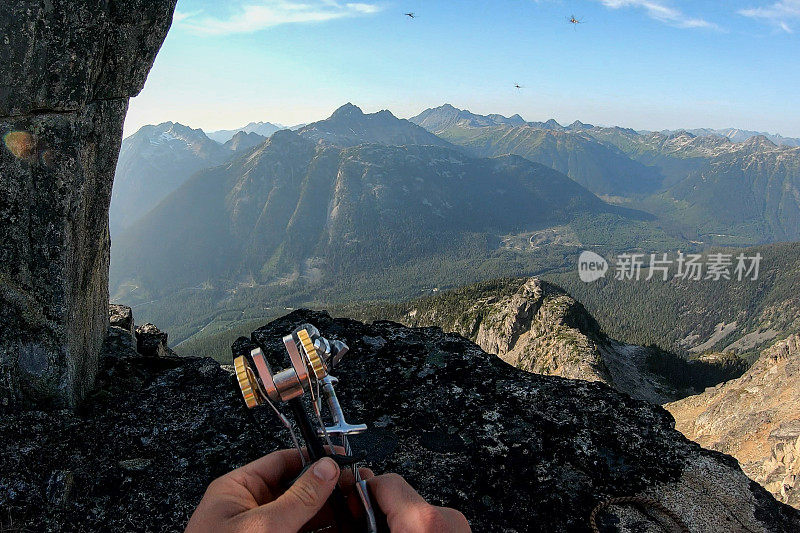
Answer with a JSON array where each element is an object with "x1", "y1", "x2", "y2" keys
[{"x1": 313, "y1": 458, "x2": 339, "y2": 481}]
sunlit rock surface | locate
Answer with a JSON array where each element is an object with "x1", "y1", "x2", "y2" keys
[
  {"x1": 397, "y1": 277, "x2": 705, "y2": 404},
  {"x1": 667, "y1": 334, "x2": 800, "y2": 509}
]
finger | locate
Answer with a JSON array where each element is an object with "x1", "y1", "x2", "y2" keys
[
  {"x1": 359, "y1": 467, "x2": 375, "y2": 480},
  {"x1": 231, "y1": 448, "x2": 307, "y2": 504},
  {"x1": 323, "y1": 444, "x2": 347, "y2": 456},
  {"x1": 261, "y1": 457, "x2": 340, "y2": 532},
  {"x1": 403, "y1": 504, "x2": 471, "y2": 532},
  {"x1": 367, "y1": 473, "x2": 427, "y2": 520},
  {"x1": 339, "y1": 466, "x2": 356, "y2": 490},
  {"x1": 241, "y1": 448, "x2": 306, "y2": 487}
]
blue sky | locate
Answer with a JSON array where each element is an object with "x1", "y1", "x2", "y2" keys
[{"x1": 124, "y1": 0, "x2": 800, "y2": 137}]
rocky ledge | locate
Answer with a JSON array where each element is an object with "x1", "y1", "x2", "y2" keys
[
  {"x1": 1, "y1": 310, "x2": 798, "y2": 532},
  {"x1": 667, "y1": 334, "x2": 800, "y2": 508}
]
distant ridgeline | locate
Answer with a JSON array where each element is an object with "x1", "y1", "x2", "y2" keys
[
  {"x1": 411, "y1": 104, "x2": 800, "y2": 245},
  {"x1": 110, "y1": 104, "x2": 800, "y2": 349}
]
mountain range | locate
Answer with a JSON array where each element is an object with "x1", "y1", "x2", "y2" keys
[
  {"x1": 206, "y1": 121, "x2": 283, "y2": 143},
  {"x1": 114, "y1": 104, "x2": 800, "y2": 244},
  {"x1": 110, "y1": 122, "x2": 233, "y2": 233},
  {"x1": 110, "y1": 103, "x2": 800, "y2": 346},
  {"x1": 411, "y1": 106, "x2": 661, "y2": 196},
  {"x1": 411, "y1": 105, "x2": 800, "y2": 245},
  {"x1": 111, "y1": 110, "x2": 629, "y2": 300},
  {"x1": 659, "y1": 127, "x2": 800, "y2": 148}
]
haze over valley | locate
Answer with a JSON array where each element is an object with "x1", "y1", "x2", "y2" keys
[{"x1": 110, "y1": 103, "x2": 800, "y2": 350}]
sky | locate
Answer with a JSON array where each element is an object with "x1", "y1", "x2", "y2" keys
[{"x1": 124, "y1": 0, "x2": 800, "y2": 138}]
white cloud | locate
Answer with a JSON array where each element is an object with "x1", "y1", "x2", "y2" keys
[
  {"x1": 598, "y1": 0, "x2": 719, "y2": 30},
  {"x1": 739, "y1": 0, "x2": 800, "y2": 33},
  {"x1": 346, "y1": 3, "x2": 382, "y2": 14},
  {"x1": 177, "y1": 0, "x2": 384, "y2": 35},
  {"x1": 173, "y1": 10, "x2": 202, "y2": 23}
]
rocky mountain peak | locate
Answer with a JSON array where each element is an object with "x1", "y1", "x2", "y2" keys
[
  {"x1": 392, "y1": 277, "x2": 746, "y2": 404},
  {"x1": 111, "y1": 117, "x2": 231, "y2": 234},
  {"x1": 568, "y1": 120, "x2": 593, "y2": 130},
  {"x1": 329, "y1": 102, "x2": 364, "y2": 119},
  {"x1": 126, "y1": 121, "x2": 215, "y2": 148},
  {"x1": 207, "y1": 121, "x2": 282, "y2": 143},
  {"x1": 298, "y1": 103, "x2": 451, "y2": 148},
  {"x1": 411, "y1": 105, "x2": 528, "y2": 132},
  {"x1": 743, "y1": 134, "x2": 778, "y2": 150},
  {"x1": 165, "y1": 121, "x2": 205, "y2": 139},
  {"x1": 223, "y1": 130, "x2": 267, "y2": 152}
]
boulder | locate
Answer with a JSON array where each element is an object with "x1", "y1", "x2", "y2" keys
[
  {"x1": 0, "y1": 0, "x2": 177, "y2": 409},
  {"x1": 109, "y1": 305, "x2": 135, "y2": 336},
  {"x1": 105, "y1": 304, "x2": 137, "y2": 358},
  {"x1": 135, "y1": 323, "x2": 175, "y2": 358},
  {"x1": 1, "y1": 310, "x2": 797, "y2": 531}
]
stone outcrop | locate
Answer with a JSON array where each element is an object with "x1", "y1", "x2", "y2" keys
[
  {"x1": 0, "y1": 0, "x2": 177, "y2": 409},
  {"x1": 400, "y1": 277, "x2": 684, "y2": 403},
  {"x1": 135, "y1": 323, "x2": 175, "y2": 358},
  {"x1": 2, "y1": 310, "x2": 797, "y2": 531},
  {"x1": 667, "y1": 334, "x2": 800, "y2": 508},
  {"x1": 105, "y1": 304, "x2": 177, "y2": 359},
  {"x1": 109, "y1": 304, "x2": 134, "y2": 336},
  {"x1": 104, "y1": 304, "x2": 137, "y2": 356}
]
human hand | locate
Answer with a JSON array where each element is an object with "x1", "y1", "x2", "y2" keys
[
  {"x1": 186, "y1": 448, "x2": 470, "y2": 533},
  {"x1": 362, "y1": 471, "x2": 471, "y2": 532},
  {"x1": 185, "y1": 449, "x2": 342, "y2": 533}
]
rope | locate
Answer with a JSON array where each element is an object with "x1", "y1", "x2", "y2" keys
[{"x1": 589, "y1": 496, "x2": 690, "y2": 533}]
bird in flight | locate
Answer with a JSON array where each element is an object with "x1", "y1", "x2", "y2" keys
[
  {"x1": 405, "y1": 12, "x2": 416, "y2": 19},
  {"x1": 568, "y1": 14, "x2": 583, "y2": 25},
  {"x1": 514, "y1": 83, "x2": 524, "y2": 90}
]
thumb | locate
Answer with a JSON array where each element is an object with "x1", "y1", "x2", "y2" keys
[{"x1": 265, "y1": 457, "x2": 340, "y2": 532}]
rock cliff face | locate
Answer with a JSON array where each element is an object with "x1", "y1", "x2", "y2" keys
[
  {"x1": 0, "y1": 0, "x2": 177, "y2": 409},
  {"x1": 666, "y1": 334, "x2": 800, "y2": 508},
  {"x1": 399, "y1": 278, "x2": 682, "y2": 403},
  {"x1": 2, "y1": 309, "x2": 797, "y2": 532}
]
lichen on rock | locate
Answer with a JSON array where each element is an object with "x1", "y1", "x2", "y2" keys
[
  {"x1": 0, "y1": 0, "x2": 177, "y2": 409},
  {"x1": 1, "y1": 310, "x2": 798, "y2": 530}
]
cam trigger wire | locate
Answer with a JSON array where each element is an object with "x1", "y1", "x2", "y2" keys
[
  {"x1": 241, "y1": 391, "x2": 307, "y2": 466},
  {"x1": 236, "y1": 373, "x2": 307, "y2": 467},
  {"x1": 589, "y1": 496, "x2": 690, "y2": 533},
  {"x1": 263, "y1": 392, "x2": 307, "y2": 466}
]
